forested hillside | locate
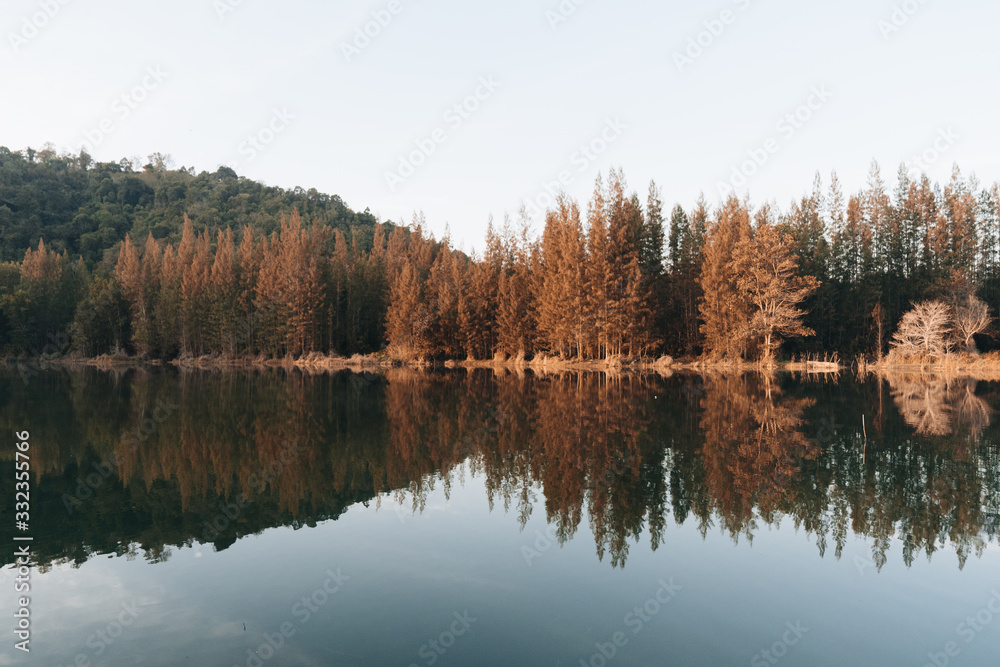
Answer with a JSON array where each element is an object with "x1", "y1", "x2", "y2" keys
[
  {"x1": 1, "y1": 145, "x2": 999, "y2": 362},
  {"x1": 0, "y1": 145, "x2": 381, "y2": 264},
  {"x1": 0, "y1": 146, "x2": 392, "y2": 358}
]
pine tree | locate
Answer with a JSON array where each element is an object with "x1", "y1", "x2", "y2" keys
[
  {"x1": 328, "y1": 229, "x2": 349, "y2": 353},
  {"x1": 642, "y1": 181, "x2": 666, "y2": 277},
  {"x1": 865, "y1": 160, "x2": 892, "y2": 271},
  {"x1": 667, "y1": 204, "x2": 688, "y2": 271},
  {"x1": 236, "y1": 226, "x2": 259, "y2": 354},
  {"x1": 181, "y1": 229, "x2": 212, "y2": 355},
  {"x1": 209, "y1": 228, "x2": 238, "y2": 353},
  {"x1": 115, "y1": 235, "x2": 149, "y2": 355},
  {"x1": 458, "y1": 257, "x2": 496, "y2": 359},
  {"x1": 978, "y1": 184, "x2": 1000, "y2": 308},
  {"x1": 940, "y1": 165, "x2": 979, "y2": 278},
  {"x1": 584, "y1": 175, "x2": 610, "y2": 358},
  {"x1": 680, "y1": 195, "x2": 709, "y2": 354},
  {"x1": 386, "y1": 261, "x2": 431, "y2": 359},
  {"x1": 255, "y1": 232, "x2": 289, "y2": 356},
  {"x1": 156, "y1": 243, "x2": 182, "y2": 358},
  {"x1": 426, "y1": 245, "x2": 463, "y2": 358},
  {"x1": 698, "y1": 195, "x2": 752, "y2": 360},
  {"x1": 496, "y1": 208, "x2": 536, "y2": 358},
  {"x1": 140, "y1": 233, "x2": 163, "y2": 348},
  {"x1": 828, "y1": 172, "x2": 848, "y2": 283},
  {"x1": 280, "y1": 210, "x2": 325, "y2": 355},
  {"x1": 538, "y1": 195, "x2": 586, "y2": 357}
]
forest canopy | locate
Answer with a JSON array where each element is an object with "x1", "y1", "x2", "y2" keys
[
  {"x1": 0, "y1": 145, "x2": 382, "y2": 264},
  {"x1": 1, "y1": 145, "x2": 999, "y2": 363}
]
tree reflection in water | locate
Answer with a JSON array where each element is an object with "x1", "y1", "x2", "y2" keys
[{"x1": 0, "y1": 367, "x2": 997, "y2": 572}]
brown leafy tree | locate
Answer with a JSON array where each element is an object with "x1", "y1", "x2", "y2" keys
[
  {"x1": 733, "y1": 223, "x2": 819, "y2": 364},
  {"x1": 208, "y1": 229, "x2": 239, "y2": 353},
  {"x1": 495, "y1": 211, "x2": 536, "y2": 359},
  {"x1": 698, "y1": 195, "x2": 752, "y2": 360},
  {"x1": 115, "y1": 235, "x2": 146, "y2": 354},
  {"x1": 426, "y1": 244, "x2": 464, "y2": 358},
  {"x1": 459, "y1": 258, "x2": 496, "y2": 359},
  {"x1": 537, "y1": 195, "x2": 586, "y2": 357},
  {"x1": 386, "y1": 261, "x2": 433, "y2": 359}
]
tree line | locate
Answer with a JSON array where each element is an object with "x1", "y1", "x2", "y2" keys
[{"x1": 2, "y1": 155, "x2": 999, "y2": 361}]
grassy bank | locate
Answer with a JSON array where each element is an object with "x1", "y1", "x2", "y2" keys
[{"x1": 859, "y1": 351, "x2": 1000, "y2": 380}]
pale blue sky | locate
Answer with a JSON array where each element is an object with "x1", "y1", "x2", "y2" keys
[{"x1": 3, "y1": 0, "x2": 998, "y2": 249}]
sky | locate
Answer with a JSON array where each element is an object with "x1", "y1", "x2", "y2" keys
[{"x1": 2, "y1": 0, "x2": 998, "y2": 250}]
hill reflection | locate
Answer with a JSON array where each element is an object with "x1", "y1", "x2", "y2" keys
[{"x1": 1, "y1": 367, "x2": 997, "y2": 571}]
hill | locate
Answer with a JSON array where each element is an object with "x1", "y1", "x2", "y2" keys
[{"x1": 0, "y1": 145, "x2": 382, "y2": 265}]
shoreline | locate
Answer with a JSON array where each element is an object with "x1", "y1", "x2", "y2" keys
[
  {"x1": 1, "y1": 352, "x2": 833, "y2": 375},
  {"x1": 7, "y1": 352, "x2": 1000, "y2": 379}
]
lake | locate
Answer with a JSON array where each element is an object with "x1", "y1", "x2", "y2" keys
[{"x1": 1, "y1": 367, "x2": 998, "y2": 666}]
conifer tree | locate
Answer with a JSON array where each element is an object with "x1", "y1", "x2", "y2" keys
[
  {"x1": 496, "y1": 209, "x2": 536, "y2": 358},
  {"x1": 538, "y1": 195, "x2": 586, "y2": 357},
  {"x1": 459, "y1": 257, "x2": 496, "y2": 359},
  {"x1": 236, "y1": 226, "x2": 259, "y2": 353},
  {"x1": 386, "y1": 261, "x2": 431, "y2": 359},
  {"x1": 156, "y1": 243, "x2": 182, "y2": 358},
  {"x1": 328, "y1": 229, "x2": 350, "y2": 353},
  {"x1": 209, "y1": 228, "x2": 238, "y2": 353},
  {"x1": 115, "y1": 235, "x2": 149, "y2": 355},
  {"x1": 585, "y1": 175, "x2": 610, "y2": 357},
  {"x1": 426, "y1": 245, "x2": 463, "y2": 358},
  {"x1": 642, "y1": 181, "x2": 666, "y2": 278},
  {"x1": 181, "y1": 230, "x2": 212, "y2": 355},
  {"x1": 698, "y1": 195, "x2": 752, "y2": 360}
]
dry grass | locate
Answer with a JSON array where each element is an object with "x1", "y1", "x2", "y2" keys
[
  {"x1": 784, "y1": 352, "x2": 842, "y2": 373},
  {"x1": 868, "y1": 351, "x2": 1000, "y2": 380}
]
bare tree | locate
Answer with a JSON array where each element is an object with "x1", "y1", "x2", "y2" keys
[
  {"x1": 952, "y1": 294, "x2": 991, "y2": 353},
  {"x1": 887, "y1": 374, "x2": 991, "y2": 437},
  {"x1": 888, "y1": 374, "x2": 952, "y2": 436},
  {"x1": 890, "y1": 300, "x2": 952, "y2": 359}
]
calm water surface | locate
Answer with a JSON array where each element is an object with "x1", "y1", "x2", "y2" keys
[{"x1": 1, "y1": 368, "x2": 998, "y2": 666}]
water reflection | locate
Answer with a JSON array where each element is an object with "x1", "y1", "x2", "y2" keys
[
  {"x1": 887, "y1": 373, "x2": 991, "y2": 437},
  {"x1": 1, "y1": 367, "x2": 997, "y2": 572},
  {"x1": 699, "y1": 374, "x2": 821, "y2": 540}
]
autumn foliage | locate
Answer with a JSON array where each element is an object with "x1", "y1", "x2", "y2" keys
[{"x1": 4, "y1": 162, "x2": 1000, "y2": 362}]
